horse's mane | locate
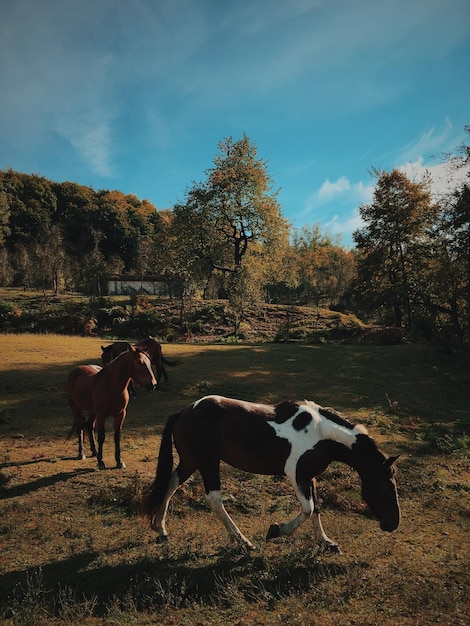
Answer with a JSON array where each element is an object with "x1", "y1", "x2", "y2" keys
[{"x1": 318, "y1": 405, "x2": 368, "y2": 434}]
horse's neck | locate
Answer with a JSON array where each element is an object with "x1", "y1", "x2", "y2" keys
[
  {"x1": 319, "y1": 417, "x2": 358, "y2": 450},
  {"x1": 323, "y1": 433, "x2": 378, "y2": 476},
  {"x1": 106, "y1": 358, "x2": 132, "y2": 388}
]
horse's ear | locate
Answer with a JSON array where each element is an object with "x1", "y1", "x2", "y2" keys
[
  {"x1": 101, "y1": 346, "x2": 105, "y2": 351},
  {"x1": 384, "y1": 455, "x2": 400, "y2": 469}
]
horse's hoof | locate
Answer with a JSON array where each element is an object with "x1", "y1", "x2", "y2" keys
[
  {"x1": 98, "y1": 461, "x2": 106, "y2": 470},
  {"x1": 156, "y1": 534, "x2": 169, "y2": 544},
  {"x1": 77, "y1": 454, "x2": 86, "y2": 460},
  {"x1": 117, "y1": 461, "x2": 126, "y2": 469},
  {"x1": 266, "y1": 523, "x2": 280, "y2": 541},
  {"x1": 319, "y1": 541, "x2": 341, "y2": 554}
]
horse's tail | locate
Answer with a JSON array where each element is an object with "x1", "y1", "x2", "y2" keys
[
  {"x1": 64, "y1": 423, "x2": 75, "y2": 442},
  {"x1": 162, "y1": 356, "x2": 180, "y2": 367},
  {"x1": 141, "y1": 410, "x2": 181, "y2": 528},
  {"x1": 64, "y1": 367, "x2": 82, "y2": 442}
]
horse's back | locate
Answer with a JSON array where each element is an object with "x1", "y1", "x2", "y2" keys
[
  {"x1": 135, "y1": 337, "x2": 162, "y2": 362},
  {"x1": 67, "y1": 365, "x2": 101, "y2": 412},
  {"x1": 173, "y1": 396, "x2": 289, "y2": 475}
]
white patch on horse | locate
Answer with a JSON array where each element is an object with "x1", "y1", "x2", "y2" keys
[
  {"x1": 268, "y1": 402, "x2": 362, "y2": 479},
  {"x1": 205, "y1": 490, "x2": 254, "y2": 549}
]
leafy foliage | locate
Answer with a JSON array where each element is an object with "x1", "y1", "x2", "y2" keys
[{"x1": 1, "y1": 129, "x2": 469, "y2": 343}]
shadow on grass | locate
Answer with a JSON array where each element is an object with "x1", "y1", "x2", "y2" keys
[
  {"x1": 0, "y1": 542, "x2": 360, "y2": 618},
  {"x1": 0, "y1": 468, "x2": 94, "y2": 498},
  {"x1": 1, "y1": 343, "x2": 469, "y2": 440}
]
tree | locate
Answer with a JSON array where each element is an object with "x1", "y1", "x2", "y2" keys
[
  {"x1": 353, "y1": 169, "x2": 439, "y2": 328},
  {"x1": 0, "y1": 187, "x2": 10, "y2": 246},
  {"x1": 1, "y1": 170, "x2": 56, "y2": 248},
  {"x1": 172, "y1": 135, "x2": 290, "y2": 315},
  {"x1": 33, "y1": 224, "x2": 68, "y2": 294},
  {"x1": 432, "y1": 128, "x2": 470, "y2": 342},
  {"x1": 290, "y1": 224, "x2": 355, "y2": 307}
]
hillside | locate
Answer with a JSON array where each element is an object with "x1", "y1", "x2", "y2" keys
[{"x1": 0, "y1": 288, "x2": 397, "y2": 344}]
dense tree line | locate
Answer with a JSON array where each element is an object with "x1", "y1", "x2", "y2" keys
[{"x1": 1, "y1": 130, "x2": 469, "y2": 343}]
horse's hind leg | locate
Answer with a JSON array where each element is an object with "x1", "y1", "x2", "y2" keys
[
  {"x1": 154, "y1": 462, "x2": 195, "y2": 542},
  {"x1": 73, "y1": 409, "x2": 86, "y2": 460},
  {"x1": 77, "y1": 427, "x2": 86, "y2": 460},
  {"x1": 200, "y1": 462, "x2": 254, "y2": 550},
  {"x1": 86, "y1": 415, "x2": 97, "y2": 457},
  {"x1": 154, "y1": 469, "x2": 180, "y2": 542}
]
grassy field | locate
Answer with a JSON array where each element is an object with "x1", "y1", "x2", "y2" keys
[{"x1": 0, "y1": 334, "x2": 469, "y2": 625}]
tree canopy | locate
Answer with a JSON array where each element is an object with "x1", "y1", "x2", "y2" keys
[{"x1": 1, "y1": 127, "x2": 469, "y2": 344}]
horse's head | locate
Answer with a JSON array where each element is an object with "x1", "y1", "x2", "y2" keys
[
  {"x1": 101, "y1": 345, "x2": 113, "y2": 366},
  {"x1": 354, "y1": 436, "x2": 400, "y2": 532},
  {"x1": 132, "y1": 349, "x2": 157, "y2": 392}
]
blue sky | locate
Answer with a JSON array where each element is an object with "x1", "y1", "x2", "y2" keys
[{"x1": 1, "y1": 0, "x2": 469, "y2": 246}]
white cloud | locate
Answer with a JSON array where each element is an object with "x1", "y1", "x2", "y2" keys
[
  {"x1": 399, "y1": 158, "x2": 470, "y2": 201},
  {"x1": 326, "y1": 208, "x2": 365, "y2": 247},
  {"x1": 318, "y1": 177, "x2": 350, "y2": 199},
  {"x1": 305, "y1": 176, "x2": 373, "y2": 214}
]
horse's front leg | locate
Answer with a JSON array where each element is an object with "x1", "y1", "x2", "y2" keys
[
  {"x1": 266, "y1": 479, "x2": 313, "y2": 540},
  {"x1": 128, "y1": 380, "x2": 137, "y2": 400},
  {"x1": 311, "y1": 479, "x2": 340, "y2": 553},
  {"x1": 113, "y1": 410, "x2": 126, "y2": 469},
  {"x1": 96, "y1": 416, "x2": 106, "y2": 470}
]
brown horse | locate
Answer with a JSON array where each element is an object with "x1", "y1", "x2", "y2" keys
[
  {"x1": 134, "y1": 337, "x2": 179, "y2": 384},
  {"x1": 67, "y1": 347, "x2": 157, "y2": 469},
  {"x1": 101, "y1": 338, "x2": 179, "y2": 385},
  {"x1": 142, "y1": 395, "x2": 400, "y2": 552}
]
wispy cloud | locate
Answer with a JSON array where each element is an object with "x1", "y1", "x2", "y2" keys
[
  {"x1": 305, "y1": 176, "x2": 373, "y2": 213},
  {"x1": 56, "y1": 117, "x2": 114, "y2": 178},
  {"x1": 395, "y1": 120, "x2": 469, "y2": 199},
  {"x1": 318, "y1": 177, "x2": 351, "y2": 200},
  {"x1": 398, "y1": 119, "x2": 461, "y2": 164},
  {"x1": 300, "y1": 176, "x2": 374, "y2": 246},
  {"x1": 326, "y1": 209, "x2": 364, "y2": 246}
]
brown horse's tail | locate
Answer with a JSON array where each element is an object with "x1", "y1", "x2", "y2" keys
[
  {"x1": 64, "y1": 423, "x2": 75, "y2": 442},
  {"x1": 162, "y1": 356, "x2": 180, "y2": 367},
  {"x1": 141, "y1": 410, "x2": 181, "y2": 527}
]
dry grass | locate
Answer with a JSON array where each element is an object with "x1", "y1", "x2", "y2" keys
[{"x1": 0, "y1": 334, "x2": 469, "y2": 625}]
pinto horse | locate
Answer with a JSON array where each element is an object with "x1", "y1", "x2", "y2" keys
[
  {"x1": 142, "y1": 395, "x2": 400, "y2": 551},
  {"x1": 67, "y1": 348, "x2": 157, "y2": 469}
]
